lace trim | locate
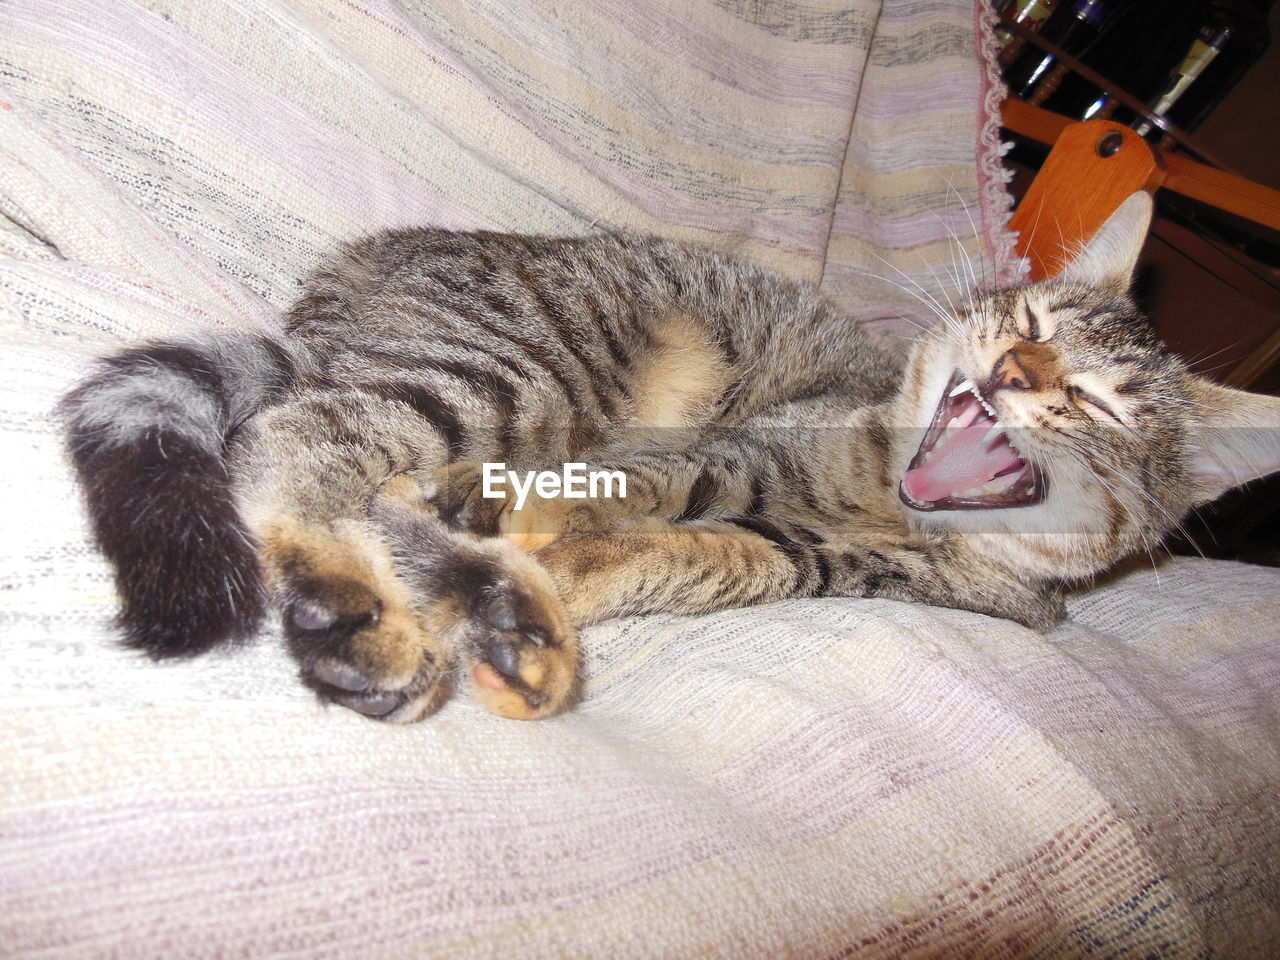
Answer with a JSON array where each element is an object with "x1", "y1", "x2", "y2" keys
[{"x1": 973, "y1": 0, "x2": 1029, "y2": 286}]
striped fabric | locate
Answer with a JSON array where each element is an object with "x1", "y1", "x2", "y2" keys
[
  {"x1": 0, "y1": 0, "x2": 1016, "y2": 338},
  {"x1": 2, "y1": 1, "x2": 1278, "y2": 956}
]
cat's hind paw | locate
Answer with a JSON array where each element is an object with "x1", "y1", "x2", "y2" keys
[
  {"x1": 370, "y1": 482, "x2": 580, "y2": 720},
  {"x1": 264, "y1": 518, "x2": 451, "y2": 724}
]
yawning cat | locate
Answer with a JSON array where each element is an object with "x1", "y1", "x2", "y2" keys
[{"x1": 62, "y1": 192, "x2": 1280, "y2": 722}]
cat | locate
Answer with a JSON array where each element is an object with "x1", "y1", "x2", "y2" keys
[{"x1": 61, "y1": 192, "x2": 1280, "y2": 723}]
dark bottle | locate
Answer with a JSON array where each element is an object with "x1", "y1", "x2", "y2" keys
[
  {"x1": 1038, "y1": 0, "x2": 1207, "y2": 122},
  {"x1": 1004, "y1": 0, "x2": 1113, "y2": 102},
  {"x1": 1136, "y1": 0, "x2": 1271, "y2": 137},
  {"x1": 996, "y1": 0, "x2": 1062, "y2": 67}
]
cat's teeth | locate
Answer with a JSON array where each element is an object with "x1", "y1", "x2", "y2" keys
[
  {"x1": 958, "y1": 486, "x2": 983, "y2": 498},
  {"x1": 976, "y1": 395, "x2": 998, "y2": 419},
  {"x1": 984, "y1": 423, "x2": 1004, "y2": 445},
  {"x1": 949, "y1": 378, "x2": 975, "y2": 397}
]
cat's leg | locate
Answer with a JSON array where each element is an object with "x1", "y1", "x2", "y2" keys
[
  {"x1": 533, "y1": 517, "x2": 803, "y2": 624},
  {"x1": 484, "y1": 404, "x2": 852, "y2": 552},
  {"x1": 536, "y1": 516, "x2": 1065, "y2": 631},
  {"x1": 443, "y1": 436, "x2": 774, "y2": 552},
  {"x1": 807, "y1": 526, "x2": 1067, "y2": 630},
  {"x1": 233, "y1": 391, "x2": 577, "y2": 722}
]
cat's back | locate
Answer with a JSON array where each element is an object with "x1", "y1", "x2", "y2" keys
[
  {"x1": 286, "y1": 227, "x2": 901, "y2": 417},
  {"x1": 287, "y1": 228, "x2": 664, "y2": 341}
]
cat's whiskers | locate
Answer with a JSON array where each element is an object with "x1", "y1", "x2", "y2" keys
[
  {"x1": 1093, "y1": 491, "x2": 1170, "y2": 586},
  {"x1": 1195, "y1": 356, "x2": 1252, "y2": 377},
  {"x1": 1017, "y1": 188, "x2": 1051, "y2": 281},
  {"x1": 939, "y1": 176, "x2": 988, "y2": 293},
  {"x1": 922, "y1": 260, "x2": 963, "y2": 324},
  {"x1": 1103, "y1": 458, "x2": 1199, "y2": 552},
  {"x1": 918, "y1": 203, "x2": 983, "y2": 339},
  {"x1": 1034, "y1": 450, "x2": 1161, "y2": 582},
  {"x1": 1070, "y1": 460, "x2": 1160, "y2": 579},
  {"x1": 859, "y1": 256, "x2": 967, "y2": 344},
  {"x1": 1177, "y1": 335, "x2": 1256, "y2": 371},
  {"x1": 921, "y1": 207, "x2": 972, "y2": 313},
  {"x1": 1040, "y1": 440, "x2": 1166, "y2": 582},
  {"x1": 937, "y1": 232, "x2": 983, "y2": 322},
  {"x1": 853, "y1": 267, "x2": 962, "y2": 340},
  {"x1": 919, "y1": 227, "x2": 966, "y2": 314},
  {"x1": 1136, "y1": 393, "x2": 1196, "y2": 406},
  {"x1": 862, "y1": 256, "x2": 957, "y2": 329}
]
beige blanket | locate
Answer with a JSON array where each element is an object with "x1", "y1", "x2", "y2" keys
[{"x1": 2, "y1": 1, "x2": 1278, "y2": 956}]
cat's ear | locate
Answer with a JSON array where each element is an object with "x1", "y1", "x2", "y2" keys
[
  {"x1": 1186, "y1": 378, "x2": 1280, "y2": 503},
  {"x1": 1056, "y1": 191, "x2": 1153, "y2": 294}
]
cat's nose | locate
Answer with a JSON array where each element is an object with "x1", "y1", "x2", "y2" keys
[{"x1": 988, "y1": 349, "x2": 1036, "y2": 393}]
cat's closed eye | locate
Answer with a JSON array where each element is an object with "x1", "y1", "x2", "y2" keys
[
  {"x1": 1067, "y1": 384, "x2": 1123, "y2": 423},
  {"x1": 1016, "y1": 302, "x2": 1051, "y2": 342}
]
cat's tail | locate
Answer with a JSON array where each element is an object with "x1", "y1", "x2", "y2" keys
[{"x1": 60, "y1": 334, "x2": 313, "y2": 657}]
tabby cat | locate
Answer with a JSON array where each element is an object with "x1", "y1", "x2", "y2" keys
[{"x1": 62, "y1": 193, "x2": 1280, "y2": 723}]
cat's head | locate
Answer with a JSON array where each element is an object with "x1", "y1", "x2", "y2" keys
[{"x1": 890, "y1": 192, "x2": 1280, "y2": 581}]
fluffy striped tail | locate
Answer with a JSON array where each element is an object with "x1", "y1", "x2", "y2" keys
[{"x1": 61, "y1": 335, "x2": 306, "y2": 657}]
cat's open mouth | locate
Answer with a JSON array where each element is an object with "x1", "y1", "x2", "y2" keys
[{"x1": 899, "y1": 371, "x2": 1047, "y2": 512}]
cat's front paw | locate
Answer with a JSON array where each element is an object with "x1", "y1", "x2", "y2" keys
[
  {"x1": 428, "y1": 461, "x2": 505, "y2": 535},
  {"x1": 964, "y1": 575, "x2": 1068, "y2": 632},
  {"x1": 496, "y1": 484, "x2": 624, "y2": 554},
  {"x1": 1016, "y1": 586, "x2": 1068, "y2": 632},
  {"x1": 429, "y1": 460, "x2": 618, "y2": 553}
]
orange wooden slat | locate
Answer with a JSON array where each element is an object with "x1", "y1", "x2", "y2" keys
[
  {"x1": 1006, "y1": 120, "x2": 1165, "y2": 281},
  {"x1": 1001, "y1": 98, "x2": 1070, "y2": 150},
  {"x1": 1162, "y1": 153, "x2": 1280, "y2": 233},
  {"x1": 1002, "y1": 100, "x2": 1280, "y2": 234}
]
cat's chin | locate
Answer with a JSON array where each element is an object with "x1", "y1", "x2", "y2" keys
[
  {"x1": 897, "y1": 475, "x2": 1044, "y2": 513},
  {"x1": 898, "y1": 370, "x2": 1048, "y2": 513}
]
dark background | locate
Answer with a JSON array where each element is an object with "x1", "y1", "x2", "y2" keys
[{"x1": 1003, "y1": 3, "x2": 1280, "y2": 562}]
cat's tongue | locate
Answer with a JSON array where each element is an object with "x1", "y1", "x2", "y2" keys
[{"x1": 903, "y1": 416, "x2": 1024, "y2": 504}]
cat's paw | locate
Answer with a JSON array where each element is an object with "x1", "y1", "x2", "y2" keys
[
  {"x1": 429, "y1": 461, "x2": 617, "y2": 552},
  {"x1": 1016, "y1": 586, "x2": 1068, "y2": 632},
  {"x1": 962, "y1": 574, "x2": 1068, "y2": 632},
  {"x1": 287, "y1": 583, "x2": 446, "y2": 722},
  {"x1": 465, "y1": 562, "x2": 578, "y2": 720},
  {"x1": 370, "y1": 483, "x2": 580, "y2": 720},
  {"x1": 262, "y1": 518, "x2": 449, "y2": 723},
  {"x1": 427, "y1": 461, "x2": 505, "y2": 535},
  {"x1": 499, "y1": 492, "x2": 612, "y2": 554}
]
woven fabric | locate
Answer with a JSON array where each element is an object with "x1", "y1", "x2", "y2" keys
[{"x1": 2, "y1": 1, "x2": 1279, "y2": 956}]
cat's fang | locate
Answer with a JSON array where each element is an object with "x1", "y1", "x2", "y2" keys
[{"x1": 949, "y1": 378, "x2": 975, "y2": 397}]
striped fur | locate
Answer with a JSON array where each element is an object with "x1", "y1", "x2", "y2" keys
[{"x1": 62, "y1": 201, "x2": 1280, "y2": 722}]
